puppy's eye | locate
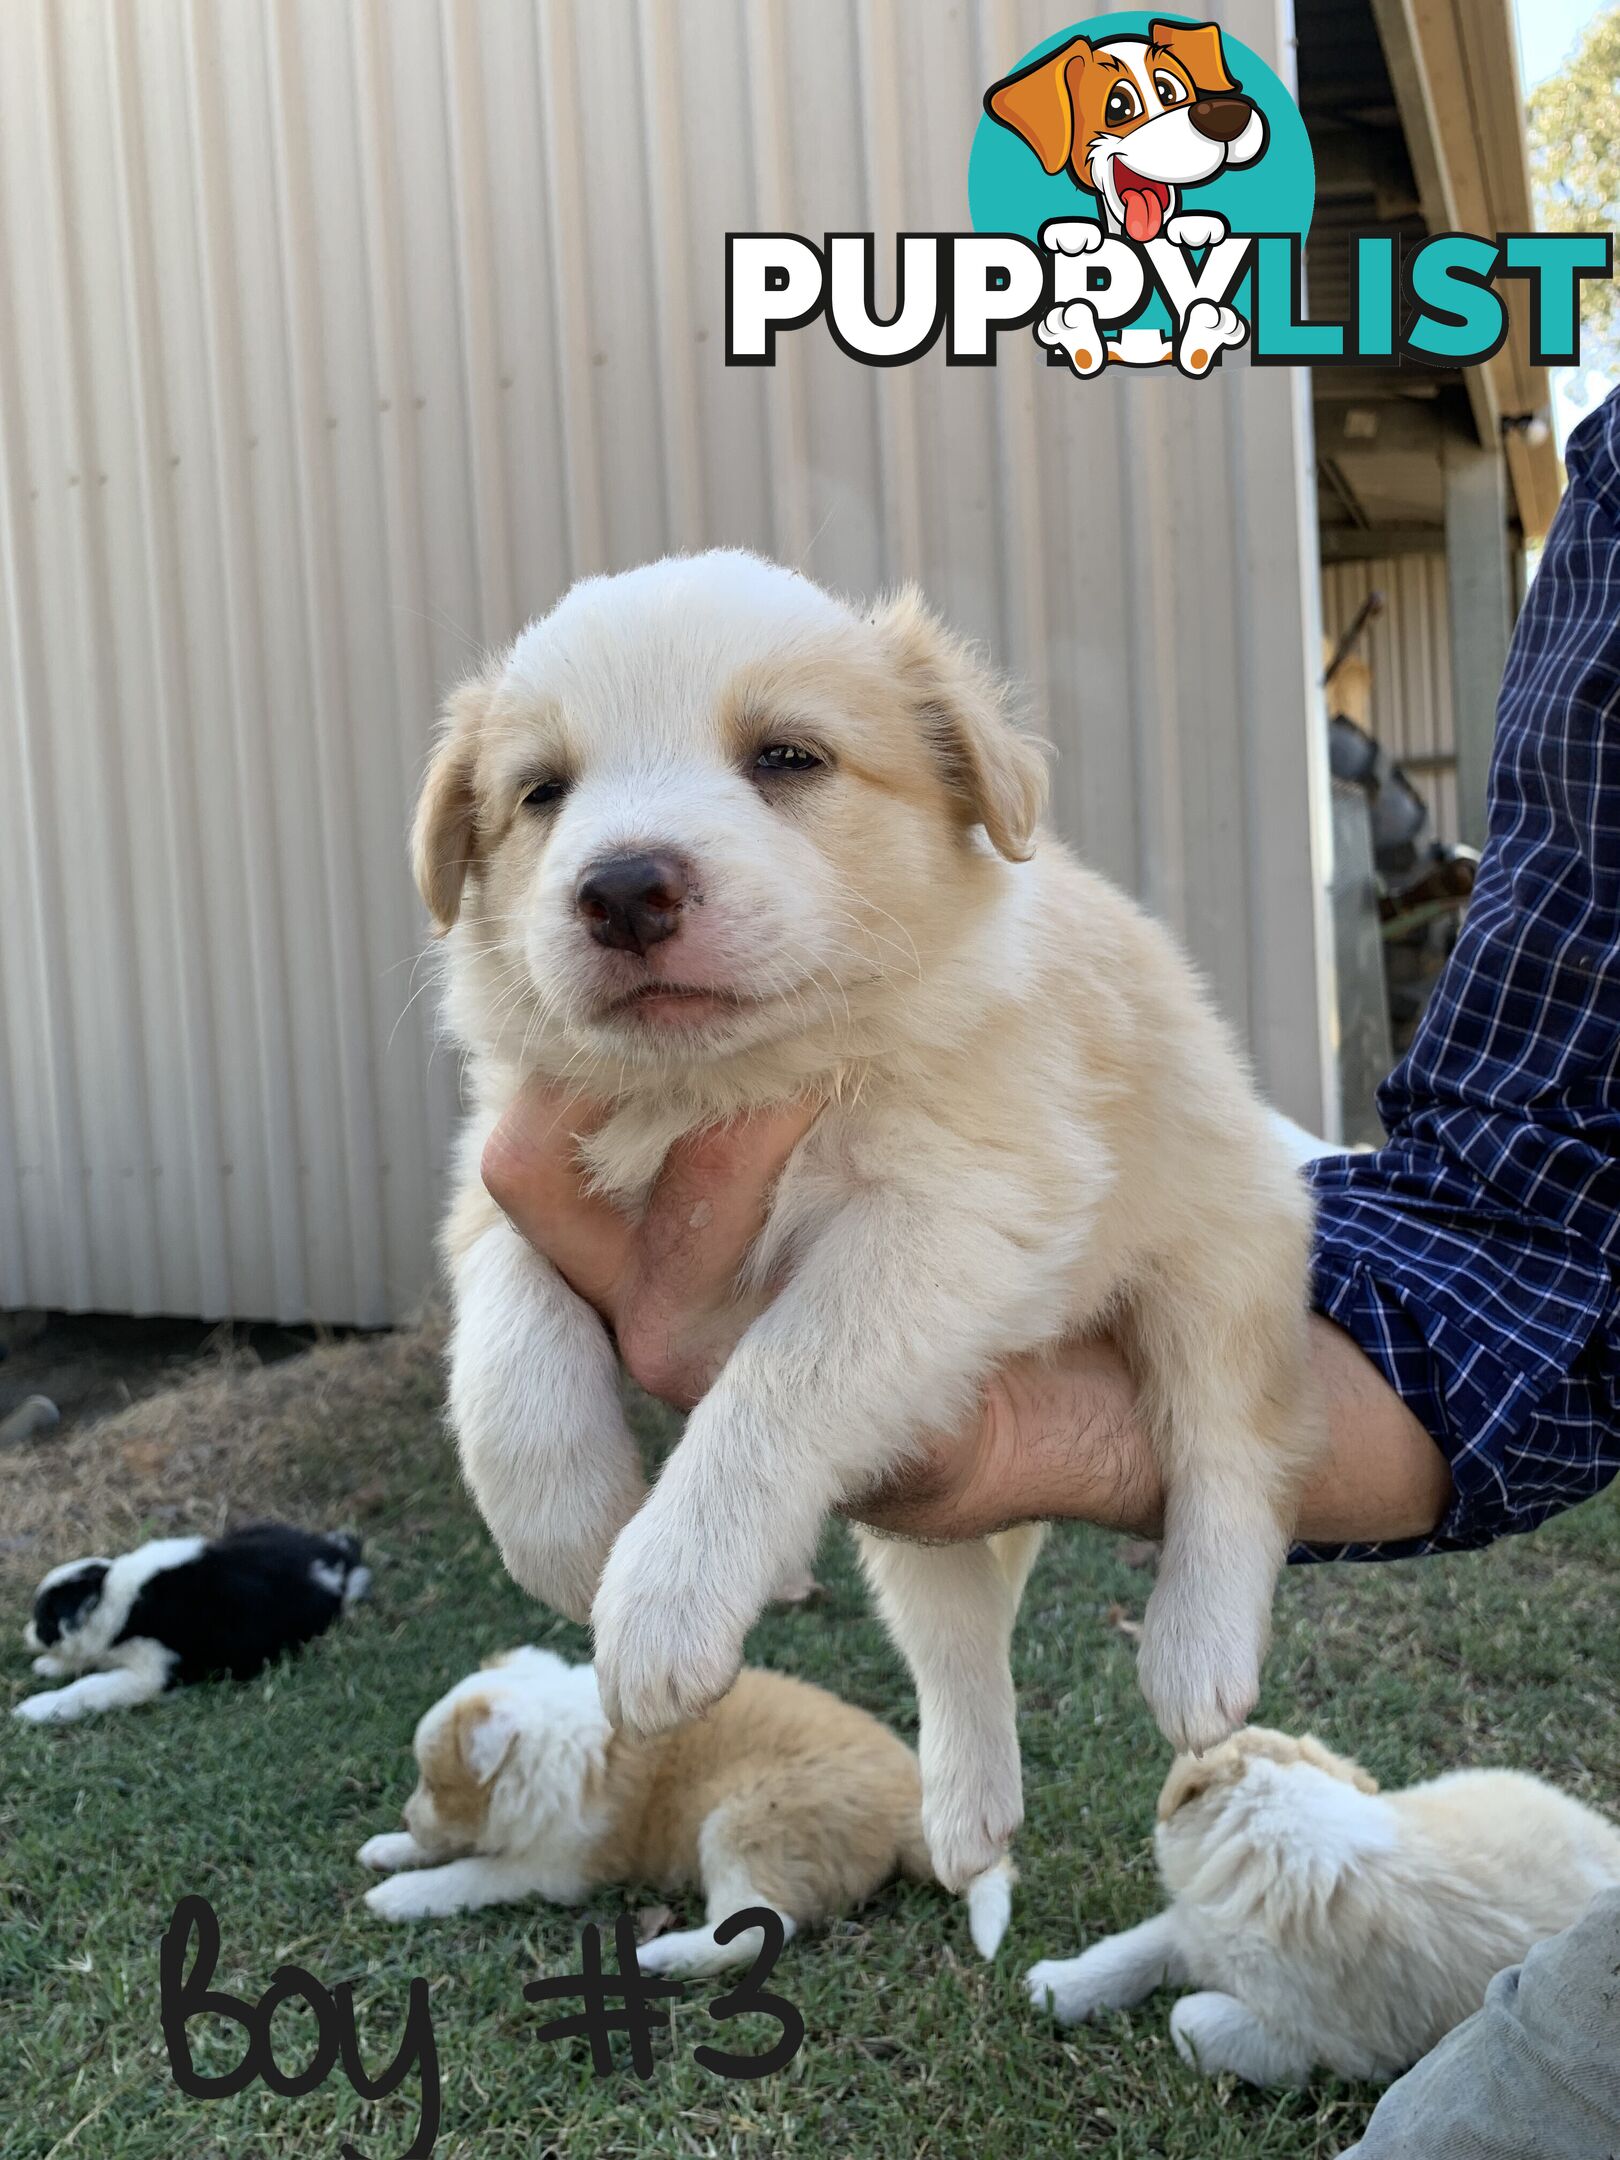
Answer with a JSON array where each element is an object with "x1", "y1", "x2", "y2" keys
[
  {"x1": 1104, "y1": 83, "x2": 1140, "y2": 127},
  {"x1": 1153, "y1": 72, "x2": 1186, "y2": 106},
  {"x1": 521, "y1": 777, "x2": 569, "y2": 811},
  {"x1": 754, "y1": 744, "x2": 825, "y2": 775}
]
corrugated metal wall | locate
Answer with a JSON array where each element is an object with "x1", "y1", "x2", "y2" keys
[
  {"x1": 1322, "y1": 555, "x2": 1458, "y2": 839},
  {"x1": 0, "y1": 0, "x2": 1330, "y2": 1326}
]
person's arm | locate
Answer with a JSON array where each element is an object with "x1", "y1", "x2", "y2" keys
[
  {"x1": 1298, "y1": 388, "x2": 1620, "y2": 1561},
  {"x1": 481, "y1": 1084, "x2": 1451, "y2": 1549},
  {"x1": 855, "y1": 1318, "x2": 1449, "y2": 1546}
]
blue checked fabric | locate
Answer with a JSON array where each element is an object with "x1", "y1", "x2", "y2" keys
[{"x1": 1300, "y1": 388, "x2": 1620, "y2": 1561}]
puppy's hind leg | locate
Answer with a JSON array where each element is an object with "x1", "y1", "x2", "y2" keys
[
  {"x1": 636, "y1": 1808, "x2": 797, "y2": 1980},
  {"x1": 1169, "y1": 1992, "x2": 1316, "y2": 2087},
  {"x1": 856, "y1": 1525, "x2": 1045, "y2": 1893},
  {"x1": 1130, "y1": 1267, "x2": 1319, "y2": 1756}
]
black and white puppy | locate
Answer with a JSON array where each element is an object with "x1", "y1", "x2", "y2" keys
[{"x1": 16, "y1": 1523, "x2": 370, "y2": 1723}]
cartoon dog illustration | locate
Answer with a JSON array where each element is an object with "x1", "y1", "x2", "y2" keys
[{"x1": 986, "y1": 17, "x2": 1267, "y2": 375}]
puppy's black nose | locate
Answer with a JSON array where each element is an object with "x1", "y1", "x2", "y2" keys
[
  {"x1": 1188, "y1": 96, "x2": 1253, "y2": 142},
  {"x1": 576, "y1": 852, "x2": 689, "y2": 955}
]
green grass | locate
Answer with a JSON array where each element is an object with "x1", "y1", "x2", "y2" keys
[{"x1": 4, "y1": 1340, "x2": 1618, "y2": 2160}]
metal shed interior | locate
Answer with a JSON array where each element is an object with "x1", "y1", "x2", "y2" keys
[{"x1": 1298, "y1": 0, "x2": 1555, "y2": 854}]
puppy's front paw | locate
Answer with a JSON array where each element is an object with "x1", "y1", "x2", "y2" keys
[
  {"x1": 1039, "y1": 217, "x2": 1105, "y2": 255},
  {"x1": 1026, "y1": 1953, "x2": 1106, "y2": 2026},
  {"x1": 1165, "y1": 212, "x2": 1228, "y2": 250},
  {"x1": 1137, "y1": 1584, "x2": 1260, "y2": 1755},
  {"x1": 592, "y1": 1524, "x2": 749, "y2": 1736},
  {"x1": 14, "y1": 1689, "x2": 75, "y2": 1724},
  {"x1": 364, "y1": 1874, "x2": 443, "y2": 1923},
  {"x1": 31, "y1": 1655, "x2": 69, "y2": 1678},
  {"x1": 594, "y1": 1608, "x2": 745, "y2": 1736},
  {"x1": 357, "y1": 1832, "x2": 422, "y2": 1873}
]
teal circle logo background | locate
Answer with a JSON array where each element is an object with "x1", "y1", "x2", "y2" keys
[{"x1": 968, "y1": 12, "x2": 1315, "y2": 333}]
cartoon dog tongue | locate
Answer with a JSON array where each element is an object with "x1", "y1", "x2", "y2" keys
[{"x1": 1120, "y1": 180, "x2": 1164, "y2": 243}]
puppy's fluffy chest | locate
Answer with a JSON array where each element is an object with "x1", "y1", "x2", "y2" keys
[
  {"x1": 575, "y1": 1010, "x2": 1118, "y2": 1336},
  {"x1": 564, "y1": 863, "x2": 1200, "y2": 1364}
]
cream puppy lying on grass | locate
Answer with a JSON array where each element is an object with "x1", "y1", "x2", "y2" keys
[
  {"x1": 415, "y1": 550, "x2": 1320, "y2": 1892},
  {"x1": 1028, "y1": 1726, "x2": 1620, "y2": 2085},
  {"x1": 357, "y1": 1648, "x2": 1012, "y2": 1972}
]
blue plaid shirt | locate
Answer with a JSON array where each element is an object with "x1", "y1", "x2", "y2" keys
[{"x1": 1303, "y1": 388, "x2": 1620, "y2": 1561}]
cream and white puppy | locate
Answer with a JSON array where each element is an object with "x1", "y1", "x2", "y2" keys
[
  {"x1": 1027, "y1": 1727, "x2": 1620, "y2": 2086},
  {"x1": 414, "y1": 550, "x2": 1319, "y2": 1891},
  {"x1": 357, "y1": 1648, "x2": 1012, "y2": 1972}
]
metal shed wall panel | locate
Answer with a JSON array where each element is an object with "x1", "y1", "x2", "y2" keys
[
  {"x1": 0, "y1": 0, "x2": 1330, "y2": 1325},
  {"x1": 1322, "y1": 554, "x2": 1459, "y2": 839}
]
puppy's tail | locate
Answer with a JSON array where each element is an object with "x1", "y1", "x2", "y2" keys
[
  {"x1": 327, "y1": 1531, "x2": 372, "y2": 1607},
  {"x1": 963, "y1": 1856, "x2": 1016, "y2": 1959},
  {"x1": 901, "y1": 1818, "x2": 1016, "y2": 1958}
]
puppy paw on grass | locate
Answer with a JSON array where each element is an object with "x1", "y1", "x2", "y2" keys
[
  {"x1": 1026, "y1": 1956, "x2": 1103, "y2": 2026},
  {"x1": 364, "y1": 1873, "x2": 463, "y2": 1924},
  {"x1": 357, "y1": 1832, "x2": 425, "y2": 1873},
  {"x1": 14, "y1": 1690, "x2": 74, "y2": 1724}
]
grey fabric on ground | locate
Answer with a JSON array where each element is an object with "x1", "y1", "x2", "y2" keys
[{"x1": 1341, "y1": 1888, "x2": 1620, "y2": 2159}]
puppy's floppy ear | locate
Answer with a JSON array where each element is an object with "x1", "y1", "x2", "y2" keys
[
  {"x1": 876, "y1": 587, "x2": 1048, "y2": 862},
  {"x1": 411, "y1": 670, "x2": 496, "y2": 933},
  {"x1": 454, "y1": 1694, "x2": 520, "y2": 1785},
  {"x1": 70, "y1": 1561, "x2": 109, "y2": 1610},
  {"x1": 1157, "y1": 1742, "x2": 1245, "y2": 1820},
  {"x1": 984, "y1": 36, "x2": 1092, "y2": 177},
  {"x1": 39, "y1": 1560, "x2": 110, "y2": 1634},
  {"x1": 1148, "y1": 18, "x2": 1237, "y2": 95}
]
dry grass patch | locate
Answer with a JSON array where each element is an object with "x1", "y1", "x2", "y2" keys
[{"x1": 0, "y1": 1321, "x2": 449, "y2": 1590}]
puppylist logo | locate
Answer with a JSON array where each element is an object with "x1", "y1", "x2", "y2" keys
[{"x1": 726, "y1": 11, "x2": 1612, "y2": 381}]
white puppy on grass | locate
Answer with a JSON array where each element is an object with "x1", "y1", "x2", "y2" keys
[
  {"x1": 356, "y1": 1647, "x2": 1013, "y2": 1975},
  {"x1": 1027, "y1": 1726, "x2": 1620, "y2": 2086}
]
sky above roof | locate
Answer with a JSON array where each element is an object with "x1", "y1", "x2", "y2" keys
[{"x1": 1515, "y1": 0, "x2": 1608, "y2": 87}]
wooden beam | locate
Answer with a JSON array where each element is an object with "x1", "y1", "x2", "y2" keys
[
  {"x1": 1366, "y1": 0, "x2": 1495, "y2": 455},
  {"x1": 1444, "y1": 437, "x2": 1515, "y2": 849},
  {"x1": 1319, "y1": 525, "x2": 1447, "y2": 561},
  {"x1": 1365, "y1": 0, "x2": 1560, "y2": 537}
]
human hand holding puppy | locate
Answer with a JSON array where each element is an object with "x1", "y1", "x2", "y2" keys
[{"x1": 484, "y1": 1080, "x2": 1452, "y2": 1551}]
